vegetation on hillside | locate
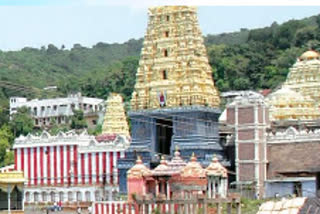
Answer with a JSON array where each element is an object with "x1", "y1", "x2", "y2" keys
[{"x1": 0, "y1": 13, "x2": 319, "y2": 166}]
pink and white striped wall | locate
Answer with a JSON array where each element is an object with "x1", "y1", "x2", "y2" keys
[{"x1": 14, "y1": 146, "x2": 124, "y2": 186}]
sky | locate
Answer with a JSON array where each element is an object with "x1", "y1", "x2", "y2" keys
[{"x1": 0, "y1": 0, "x2": 319, "y2": 50}]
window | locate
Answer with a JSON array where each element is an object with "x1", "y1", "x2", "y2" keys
[
  {"x1": 76, "y1": 191, "x2": 82, "y2": 201},
  {"x1": 68, "y1": 192, "x2": 74, "y2": 201},
  {"x1": 85, "y1": 191, "x2": 91, "y2": 201},
  {"x1": 166, "y1": 15, "x2": 170, "y2": 21},
  {"x1": 50, "y1": 192, "x2": 55, "y2": 202},
  {"x1": 165, "y1": 31, "x2": 169, "y2": 38},
  {"x1": 293, "y1": 182, "x2": 302, "y2": 197},
  {"x1": 164, "y1": 49, "x2": 168, "y2": 57},
  {"x1": 95, "y1": 191, "x2": 101, "y2": 201},
  {"x1": 53, "y1": 105, "x2": 57, "y2": 111},
  {"x1": 42, "y1": 192, "x2": 47, "y2": 202},
  {"x1": 162, "y1": 70, "x2": 168, "y2": 80},
  {"x1": 59, "y1": 192, "x2": 64, "y2": 202},
  {"x1": 41, "y1": 106, "x2": 45, "y2": 111},
  {"x1": 34, "y1": 192, "x2": 39, "y2": 202},
  {"x1": 25, "y1": 192, "x2": 30, "y2": 202}
]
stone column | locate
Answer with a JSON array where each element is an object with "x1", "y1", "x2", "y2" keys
[
  {"x1": 155, "y1": 180, "x2": 159, "y2": 197},
  {"x1": 212, "y1": 179, "x2": 216, "y2": 198},
  {"x1": 166, "y1": 182, "x2": 170, "y2": 200}
]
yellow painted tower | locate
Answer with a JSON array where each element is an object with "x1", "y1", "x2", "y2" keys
[
  {"x1": 102, "y1": 93, "x2": 130, "y2": 137},
  {"x1": 131, "y1": 6, "x2": 220, "y2": 110},
  {"x1": 283, "y1": 50, "x2": 320, "y2": 103}
]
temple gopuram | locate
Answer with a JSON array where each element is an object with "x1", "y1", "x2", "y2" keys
[
  {"x1": 283, "y1": 50, "x2": 320, "y2": 103},
  {"x1": 119, "y1": 6, "x2": 225, "y2": 193},
  {"x1": 101, "y1": 93, "x2": 130, "y2": 137}
]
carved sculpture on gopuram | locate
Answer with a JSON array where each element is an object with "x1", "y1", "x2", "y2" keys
[
  {"x1": 119, "y1": 6, "x2": 227, "y2": 194},
  {"x1": 283, "y1": 50, "x2": 320, "y2": 103}
]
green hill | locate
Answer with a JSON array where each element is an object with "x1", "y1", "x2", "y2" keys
[{"x1": 0, "y1": 13, "x2": 320, "y2": 107}]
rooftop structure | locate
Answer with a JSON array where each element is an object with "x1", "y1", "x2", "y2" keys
[
  {"x1": 283, "y1": 50, "x2": 320, "y2": 103},
  {"x1": 127, "y1": 153, "x2": 228, "y2": 202}
]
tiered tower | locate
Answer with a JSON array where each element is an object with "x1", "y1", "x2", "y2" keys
[
  {"x1": 102, "y1": 93, "x2": 130, "y2": 137},
  {"x1": 119, "y1": 6, "x2": 224, "y2": 193},
  {"x1": 266, "y1": 87, "x2": 320, "y2": 121},
  {"x1": 131, "y1": 6, "x2": 220, "y2": 110},
  {"x1": 283, "y1": 50, "x2": 320, "y2": 103}
]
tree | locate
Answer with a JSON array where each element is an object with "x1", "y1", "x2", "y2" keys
[
  {"x1": 0, "y1": 125, "x2": 14, "y2": 166},
  {"x1": 9, "y1": 107, "x2": 34, "y2": 138},
  {"x1": 70, "y1": 109, "x2": 87, "y2": 130}
]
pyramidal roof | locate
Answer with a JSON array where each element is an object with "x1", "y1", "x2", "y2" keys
[
  {"x1": 102, "y1": 93, "x2": 130, "y2": 137},
  {"x1": 131, "y1": 6, "x2": 220, "y2": 111}
]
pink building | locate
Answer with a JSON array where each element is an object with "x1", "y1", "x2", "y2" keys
[{"x1": 127, "y1": 149, "x2": 228, "y2": 202}]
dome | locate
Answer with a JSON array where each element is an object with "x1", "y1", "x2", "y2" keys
[
  {"x1": 283, "y1": 50, "x2": 320, "y2": 103},
  {"x1": 167, "y1": 147, "x2": 187, "y2": 175},
  {"x1": 266, "y1": 87, "x2": 320, "y2": 121},
  {"x1": 300, "y1": 50, "x2": 320, "y2": 61},
  {"x1": 127, "y1": 156, "x2": 152, "y2": 179},
  {"x1": 205, "y1": 156, "x2": 228, "y2": 178},
  {"x1": 152, "y1": 156, "x2": 170, "y2": 176},
  {"x1": 180, "y1": 153, "x2": 206, "y2": 178}
]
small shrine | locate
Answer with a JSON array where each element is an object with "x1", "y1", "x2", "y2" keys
[
  {"x1": 0, "y1": 171, "x2": 25, "y2": 213},
  {"x1": 205, "y1": 156, "x2": 228, "y2": 198},
  {"x1": 127, "y1": 153, "x2": 229, "y2": 202}
]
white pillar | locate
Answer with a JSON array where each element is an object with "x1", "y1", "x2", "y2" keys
[
  {"x1": 8, "y1": 184, "x2": 11, "y2": 214},
  {"x1": 166, "y1": 182, "x2": 170, "y2": 200},
  {"x1": 212, "y1": 179, "x2": 216, "y2": 198},
  {"x1": 155, "y1": 180, "x2": 159, "y2": 196},
  {"x1": 208, "y1": 178, "x2": 212, "y2": 199}
]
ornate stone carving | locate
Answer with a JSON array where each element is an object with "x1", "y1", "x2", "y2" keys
[
  {"x1": 265, "y1": 87, "x2": 320, "y2": 121},
  {"x1": 283, "y1": 50, "x2": 320, "y2": 103},
  {"x1": 102, "y1": 93, "x2": 130, "y2": 137},
  {"x1": 130, "y1": 6, "x2": 220, "y2": 110}
]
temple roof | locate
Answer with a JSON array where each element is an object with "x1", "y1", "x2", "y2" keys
[
  {"x1": 152, "y1": 156, "x2": 170, "y2": 176},
  {"x1": 300, "y1": 50, "x2": 320, "y2": 61},
  {"x1": 167, "y1": 148, "x2": 187, "y2": 175},
  {"x1": 127, "y1": 157, "x2": 152, "y2": 179},
  {"x1": 266, "y1": 87, "x2": 320, "y2": 121},
  {"x1": 283, "y1": 49, "x2": 320, "y2": 103},
  {"x1": 205, "y1": 156, "x2": 228, "y2": 178},
  {"x1": 0, "y1": 171, "x2": 25, "y2": 184},
  {"x1": 180, "y1": 153, "x2": 206, "y2": 178}
]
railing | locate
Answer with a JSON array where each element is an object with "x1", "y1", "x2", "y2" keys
[{"x1": 93, "y1": 196, "x2": 241, "y2": 214}]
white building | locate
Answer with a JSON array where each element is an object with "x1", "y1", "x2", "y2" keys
[
  {"x1": 13, "y1": 130, "x2": 130, "y2": 203},
  {"x1": 9, "y1": 93, "x2": 104, "y2": 128}
]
